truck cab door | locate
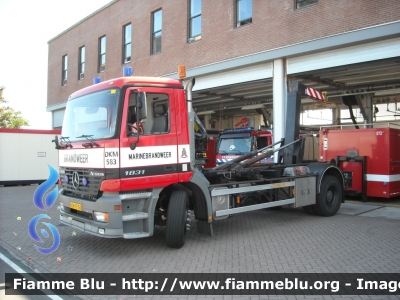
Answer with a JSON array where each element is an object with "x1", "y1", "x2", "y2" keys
[{"x1": 119, "y1": 87, "x2": 179, "y2": 190}]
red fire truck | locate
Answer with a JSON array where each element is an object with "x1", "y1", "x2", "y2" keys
[
  {"x1": 55, "y1": 68, "x2": 344, "y2": 248},
  {"x1": 319, "y1": 125, "x2": 400, "y2": 200},
  {"x1": 215, "y1": 127, "x2": 273, "y2": 165}
]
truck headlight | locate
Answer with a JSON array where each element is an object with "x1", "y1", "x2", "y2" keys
[{"x1": 94, "y1": 212, "x2": 109, "y2": 223}]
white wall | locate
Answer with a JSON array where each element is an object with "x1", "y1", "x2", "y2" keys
[
  {"x1": 287, "y1": 37, "x2": 400, "y2": 74},
  {"x1": 0, "y1": 131, "x2": 59, "y2": 182}
]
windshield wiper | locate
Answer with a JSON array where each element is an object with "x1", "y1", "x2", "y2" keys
[
  {"x1": 76, "y1": 135, "x2": 100, "y2": 148},
  {"x1": 218, "y1": 150, "x2": 229, "y2": 155},
  {"x1": 60, "y1": 136, "x2": 73, "y2": 148},
  {"x1": 52, "y1": 136, "x2": 72, "y2": 149}
]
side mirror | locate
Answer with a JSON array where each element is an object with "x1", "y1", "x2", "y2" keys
[
  {"x1": 215, "y1": 139, "x2": 219, "y2": 154},
  {"x1": 127, "y1": 90, "x2": 147, "y2": 147},
  {"x1": 52, "y1": 135, "x2": 60, "y2": 149},
  {"x1": 128, "y1": 91, "x2": 147, "y2": 120},
  {"x1": 137, "y1": 92, "x2": 147, "y2": 120}
]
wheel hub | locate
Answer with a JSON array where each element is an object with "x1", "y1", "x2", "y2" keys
[{"x1": 326, "y1": 190, "x2": 334, "y2": 202}]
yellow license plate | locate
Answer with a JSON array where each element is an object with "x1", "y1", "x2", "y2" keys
[{"x1": 70, "y1": 202, "x2": 82, "y2": 211}]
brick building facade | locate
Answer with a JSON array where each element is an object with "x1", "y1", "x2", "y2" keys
[{"x1": 47, "y1": 0, "x2": 400, "y2": 130}]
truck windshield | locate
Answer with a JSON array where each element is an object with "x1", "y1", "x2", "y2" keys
[
  {"x1": 218, "y1": 137, "x2": 252, "y2": 154},
  {"x1": 62, "y1": 88, "x2": 120, "y2": 141}
]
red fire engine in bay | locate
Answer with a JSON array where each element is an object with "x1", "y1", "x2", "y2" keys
[
  {"x1": 319, "y1": 126, "x2": 400, "y2": 200},
  {"x1": 55, "y1": 67, "x2": 345, "y2": 248},
  {"x1": 215, "y1": 127, "x2": 273, "y2": 165}
]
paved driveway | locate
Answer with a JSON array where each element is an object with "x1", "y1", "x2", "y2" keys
[{"x1": 1, "y1": 185, "x2": 400, "y2": 300}]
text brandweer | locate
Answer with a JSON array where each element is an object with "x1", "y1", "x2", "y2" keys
[
  {"x1": 129, "y1": 152, "x2": 172, "y2": 160},
  {"x1": 64, "y1": 153, "x2": 88, "y2": 163}
]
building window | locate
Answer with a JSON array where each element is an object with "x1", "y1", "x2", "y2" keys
[
  {"x1": 123, "y1": 23, "x2": 131, "y2": 63},
  {"x1": 236, "y1": 0, "x2": 252, "y2": 27},
  {"x1": 98, "y1": 36, "x2": 106, "y2": 72},
  {"x1": 189, "y1": 0, "x2": 201, "y2": 42},
  {"x1": 151, "y1": 9, "x2": 162, "y2": 54},
  {"x1": 295, "y1": 0, "x2": 318, "y2": 9},
  {"x1": 61, "y1": 55, "x2": 68, "y2": 86},
  {"x1": 78, "y1": 46, "x2": 85, "y2": 80}
]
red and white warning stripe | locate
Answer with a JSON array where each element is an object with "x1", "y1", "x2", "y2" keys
[{"x1": 306, "y1": 87, "x2": 325, "y2": 101}]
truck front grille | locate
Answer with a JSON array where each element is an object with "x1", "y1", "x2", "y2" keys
[{"x1": 61, "y1": 168, "x2": 104, "y2": 200}]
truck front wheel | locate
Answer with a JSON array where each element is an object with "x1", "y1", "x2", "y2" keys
[
  {"x1": 166, "y1": 190, "x2": 188, "y2": 248},
  {"x1": 314, "y1": 175, "x2": 342, "y2": 216}
]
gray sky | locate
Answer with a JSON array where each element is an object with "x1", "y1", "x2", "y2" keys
[{"x1": 0, "y1": 0, "x2": 112, "y2": 129}]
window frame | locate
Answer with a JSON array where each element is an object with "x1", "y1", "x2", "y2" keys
[
  {"x1": 151, "y1": 9, "x2": 162, "y2": 55},
  {"x1": 78, "y1": 46, "x2": 85, "y2": 80},
  {"x1": 188, "y1": 0, "x2": 202, "y2": 42},
  {"x1": 98, "y1": 36, "x2": 106, "y2": 73},
  {"x1": 236, "y1": 0, "x2": 252, "y2": 28},
  {"x1": 61, "y1": 55, "x2": 68, "y2": 86},
  {"x1": 123, "y1": 23, "x2": 132, "y2": 64},
  {"x1": 295, "y1": 0, "x2": 318, "y2": 10},
  {"x1": 125, "y1": 91, "x2": 170, "y2": 136}
]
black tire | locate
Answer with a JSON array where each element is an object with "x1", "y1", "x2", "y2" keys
[
  {"x1": 302, "y1": 205, "x2": 317, "y2": 215},
  {"x1": 314, "y1": 175, "x2": 342, "y2": 216},
  {"x1": 166, "y1": 190, "x2": 188, "y2": 248}
]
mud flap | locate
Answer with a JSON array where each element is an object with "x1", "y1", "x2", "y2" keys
[{"x1": 197, "y1": 221, "x2": 213, "y2": 236}]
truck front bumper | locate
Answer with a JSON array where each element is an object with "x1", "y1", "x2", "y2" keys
[
  {"x1": 59, "y1": 191, "x2": 124, "y2": 238},
  {"x1": 58, "y1": 188, "x2": 159, "y2": 239}
]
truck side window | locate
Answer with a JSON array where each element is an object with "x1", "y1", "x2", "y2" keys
[
  {"x1": 257, "y1": 136, "x2": 268, "y2": 149},
  {"x1": 151, "y1": 101, "x2": 169, "y2": 134},
  {"x1": 126, "y1": 93, "x2": 169, "y2": 135}
]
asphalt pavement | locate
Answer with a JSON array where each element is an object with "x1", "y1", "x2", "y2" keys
[{"x1": 1, "y1": 185, "x2": 400, "y2": 300}]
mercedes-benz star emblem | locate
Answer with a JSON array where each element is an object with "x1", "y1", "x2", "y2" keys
[{"x1": 72, "y1": 172, "x2": 80, "y2": 189}]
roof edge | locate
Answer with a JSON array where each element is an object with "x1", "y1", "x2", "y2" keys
[{"x1": 164, "y1": 20, "x2": 400, "y2": 79}]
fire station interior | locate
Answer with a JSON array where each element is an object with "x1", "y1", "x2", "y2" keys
[{"x1": 193, "y1": 57, "x2": 400, "y2": 131}]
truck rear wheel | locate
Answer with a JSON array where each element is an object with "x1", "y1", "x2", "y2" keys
[
  {"x1": 314, "y1": 175, "x2": 342, "y2": 216},
  {"x1": 166, "y1": 190, "x2": 188, "y2": 248}
]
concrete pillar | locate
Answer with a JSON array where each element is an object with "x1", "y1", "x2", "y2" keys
[
  {"x1": 364, "y1": 94, "x2": 373, "y2": 128},
  {"x1": 332, "y1": 107, "x2": 340, "y2": 127},
  {"x1": 273, "y1": 59, "x2": 287, "y2": 162}
]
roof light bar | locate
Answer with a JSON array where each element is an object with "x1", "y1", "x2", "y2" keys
[{"x1": 223, "y1": 127, "x2": 254, "y2": 132}]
